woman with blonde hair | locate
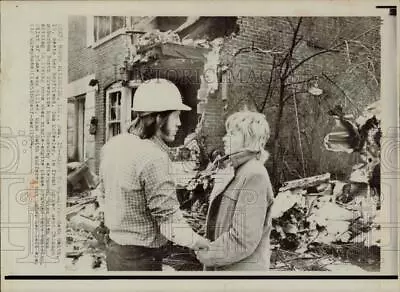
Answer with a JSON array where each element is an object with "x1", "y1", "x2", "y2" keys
[{"x1": 196, "y1": 110, "x2": 274, "y2": 270}]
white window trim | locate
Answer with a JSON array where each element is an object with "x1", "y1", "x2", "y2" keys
[
  {"x1": 92, "y1": 27, "x2": 127, "y2": 48},
  {"x1": 106, "y1": 85, "x2": 124, "y2": 141},
  {"x1": 105, "y1": 81, "x2": 143, "y2": 141}
]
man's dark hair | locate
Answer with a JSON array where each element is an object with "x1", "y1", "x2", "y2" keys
[{"x1": 129, "y1": 110, "x2": 174, "y2": 139}]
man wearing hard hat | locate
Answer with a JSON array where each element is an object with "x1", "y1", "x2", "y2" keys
[{"x1": 99, "y1": 79, "x2": 210, "y2": 271}]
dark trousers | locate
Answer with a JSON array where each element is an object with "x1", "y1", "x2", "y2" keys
[{"x1": 105, "y1": 239, "x2": 163, "y2": 271}]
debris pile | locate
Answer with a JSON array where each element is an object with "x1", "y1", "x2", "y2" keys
[
  {"x1": 178, "y1": 174, "x2": 212, "y2": 237},
  {"x1": 270, "y1": 178, "x2": 380, "y2": 271},
  {"x1": 67, "y1": 161, "x2": 99, "y2": 194},
  {"x1": 173, "y1": 162, "x2": 216, "y2": 236},
  {"x1": 173, "y1": 145, "x2": 230, "y2": 236},
  {"x1": 65, "y1": 155, "x2": 214, "y2": 271},
  {"x1": 324, "y1": 102, "x2": 381, "y2": 194},
  {"x1": 270, "y1": 98, "x2": 382, "y2": 272},
  {"x1": 127, "y1": 29, "x2": 224, "y2": 112},
  {"x1": 65, "y1": 188, "x2": 108, "y2": 272},
  {"x1": 129, "y1": 29, "x2": 222, "y2": 65},
  {"x1": 271, "y1": 173, "x2": 380, "y2": 251}
]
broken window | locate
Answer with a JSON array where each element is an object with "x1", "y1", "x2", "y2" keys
[
  {"x1": 107, "y1": 91, "x2": 122, "y2": 139},
  {"x1": 105, "y1": 82, "x2": 142, "y2": 141}
]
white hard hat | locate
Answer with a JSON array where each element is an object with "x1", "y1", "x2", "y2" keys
[{"x1": 133, "y1": 79, "x2": 191, "y2": 112}]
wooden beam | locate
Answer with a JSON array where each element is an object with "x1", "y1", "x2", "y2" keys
[{"x1": 279, "y1": 173, "x2": 331, "y2": 192}]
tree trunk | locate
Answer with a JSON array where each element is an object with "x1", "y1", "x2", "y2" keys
[{"x1": 271, "y1": 81, "x2": 286, "y2": 190}]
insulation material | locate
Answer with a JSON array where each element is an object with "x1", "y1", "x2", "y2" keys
[
  {"x1": 270, "y1": 190, "x2": 302, "y2": 219},
  {"x1": 197, "y1": 75, "x2": 209, "y2": 102},
  {"x1": 312, "y1": 202, "x2": 355, "y2": 222},
  {"x1": 196, "y1": 38, "x2": 224, "y2": 105},
  {"x1": 324, "y1": 220, "x2": 351, "y2": 236}
]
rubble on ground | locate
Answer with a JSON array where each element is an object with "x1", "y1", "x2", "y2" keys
[
  {"x1": 65, "y1": 162, "x2": 380, "y2": 272},
  {"x1": 65, "y1": 153, "x2": 210, "y2": 271},
  {"x1": 65, "y1": 182, "x2": 108, "y2": 272},
  {"x1": 66, "y1": 159, "x2": 106, "y2": 272},
  {"x1": 67, "y1": 161, "x2": 99, "y2": 194},
  {"x1": 66, "y1": 101, "x2": 382, "y2": 271},
  {"x1": 270, "y1": 101, "x2": 382, "y2": 271},
  {"x1": 269, "y1": 173, "x2": 380, "y2": 271}
]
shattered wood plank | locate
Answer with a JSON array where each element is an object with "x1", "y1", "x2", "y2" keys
[
  {"x1": 66, "y1": 196, "x2": 97, "y2": 218},
  {"x1": 69, "y1": 214, "x2": 99, "y2": 233},
  {"x1": 279, "y1": 173, "x2": 331, "y2": 192}
]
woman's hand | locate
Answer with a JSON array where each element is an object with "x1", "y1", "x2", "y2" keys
[
  {"x1": 195, "y1": 249, "x2": 214, "y2": 266},
  {"x1": 191, "y1": 235, "x2": 211, "y2": 251}
]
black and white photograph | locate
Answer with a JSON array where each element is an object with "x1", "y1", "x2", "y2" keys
[
  {"x1": 1, "y1": 0, "x2": 400, "y2": 290},
  {"x1": 65, "y1": 15, "x2": 385, "y2": 272}
]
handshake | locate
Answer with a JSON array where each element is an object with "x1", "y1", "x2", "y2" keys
[
  {"x1": 190, "y1": 235, "x2": 214, "y2": 266},
  {"x1": 191, "y1": 235, "x2": 211, "y2": 251}
]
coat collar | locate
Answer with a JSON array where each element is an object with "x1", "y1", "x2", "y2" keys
[
  {"x1": 226, "y1": 150, "x2": 261, "y2": 170},
  {"x1": 208, "y1": 150, "x2": 261, "y2": 205}
]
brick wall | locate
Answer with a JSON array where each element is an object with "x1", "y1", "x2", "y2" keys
[
  {"x1": 69, "y1": 16, "x2": 380, "y2": 176},
  {"x1": 203, "y1": 16, "x2": 380, "y2": 179},
  {"x1": 68, "y1": 16, "x2": 94, "y2": 82},
  {"x1": 203, "y1": 17, "x2": 297, "y2": 152},
  {"x1": 92, "y1": 36, "x2": 131, "y2": 172},
  {"x1": 68, "y1": 16, "x2": 132, "y2": 172}
]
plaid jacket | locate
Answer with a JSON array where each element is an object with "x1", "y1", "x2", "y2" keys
[{"x1": 99, "y1": 133, "x2": 185, "y2": 247}]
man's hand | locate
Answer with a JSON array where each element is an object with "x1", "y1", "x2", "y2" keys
[
  {"x1": 191, "y1": 235, "x2": 211, "y2": 251},
  {"x1": 195, "y1": 249, "x2": 214, "y2": 267}
]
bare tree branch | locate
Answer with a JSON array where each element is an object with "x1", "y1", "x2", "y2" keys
[
  {"x1": 232, "y1": 46, "x2": 283, "y2": 57},
  {"x1": 286, "y1": 48, "x2": 335, "y2": 78},
  {"x1": 260, "y1": 56, "x2": 277, "y2": 112},
  {"x1": 286, "y1": 24, "x2": 381, "y2": 77},
  {"x1": 285, "y1": 76, "x2": 316, "y2": 87},
  {"x1": 279, "y1": 18, "x2": 303, "y2": 73}
]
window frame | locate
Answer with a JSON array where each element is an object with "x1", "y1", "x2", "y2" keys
[
  {"x1": 88, "y1": 16, "x2": 133, "y2": 48},
  {"x1": 105, "y1": 80, "x2": 142, "y2": 141}
]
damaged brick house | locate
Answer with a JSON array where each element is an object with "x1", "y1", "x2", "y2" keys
[
  {"x1": 67, "y1": 16, "x2": 380, "y2": 178},
  {"x1": 67, "y1": 16, "x2": 238, "y2": 173}
]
